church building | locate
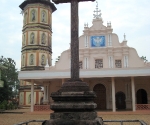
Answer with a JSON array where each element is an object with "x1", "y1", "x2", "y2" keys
[{"x1": 18, "y1": 0, "x2": 150, "y2": 112}]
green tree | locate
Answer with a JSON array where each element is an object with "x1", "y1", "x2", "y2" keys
[
  {"x1": 0, "y1": 79, "x2": 11, "y2": 103},
  {"x1": 0, "y1": 56, "x2": 19, "y2": 100}
]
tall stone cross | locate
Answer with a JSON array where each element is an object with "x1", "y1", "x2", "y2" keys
[{"x1": 52, "y1": 0, "x2": 95, "y2": 81}]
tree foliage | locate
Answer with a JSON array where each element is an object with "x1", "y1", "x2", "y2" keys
[
  {"x1": 0, "y1": 56, "x2": 19, "y2": 101},
  {"x1": 0, "y1": 79, "x2": 11, "y2": 102}
]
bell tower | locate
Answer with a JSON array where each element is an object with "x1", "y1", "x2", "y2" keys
[{"x1": 19, "y1": 0, "x2": 56, "y2": 71}]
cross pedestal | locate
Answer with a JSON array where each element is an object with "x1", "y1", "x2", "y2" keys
[{"x1": 43, "y1": 0, "x2": 103, "y2": 124}]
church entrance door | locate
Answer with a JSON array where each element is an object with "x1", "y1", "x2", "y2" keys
[
  {"x1": 116, "y1": 92, "x2": 126, "y2": 110},
  {"x1": 136, "y1": 89, "x2": 148, "y2": 104},
  {"x1": 93, "y1": 84, "x2": 106, "y2": 110}
]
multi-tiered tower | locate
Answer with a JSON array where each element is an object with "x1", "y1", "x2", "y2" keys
[
  {"x1": 20, "y1": 0, "x2": 56, "y2": 71},
  {"x1": 18, "y1": 0, "x2": 56, "y2": 106}
]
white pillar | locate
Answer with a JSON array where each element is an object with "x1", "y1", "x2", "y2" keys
[
  {"x1": 112, "y1": 77, "x2": 116, "y2": 112},
  {"x1": 43, "y1": 84, "x2": 49, "y2": 104},
  {"x1": 46, "y1": 84, "x2": 49, "y2": 101},
  {"x1": 44, "y1": 85, "x2": 46, "y2": 101},
  {"x1": 131, "y1": 77, "x2": 136, "y2": 111},
  {"x1": 31, "y1": 80, "x2": 34, "y2": 112}
]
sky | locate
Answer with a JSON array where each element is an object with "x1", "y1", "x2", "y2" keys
[{"x1": 0, "y1": 0, "x2": 150, "y2": 70}]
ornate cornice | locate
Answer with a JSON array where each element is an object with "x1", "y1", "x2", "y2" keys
[
  {"x1": 21, "y1": 66, "x2": 45, "y2": 71},
  {"x1": 23, "y1": 23, "x2": 52, "y2": 32},
  {"x1": 19, "y1": 0, "x2": 57, "y2": 12},
  {"x1": 22, "y1": 45, "x2": 52, "y2": 53}
]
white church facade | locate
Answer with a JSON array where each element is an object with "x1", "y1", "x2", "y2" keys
[{"x1": 18, "y1": 1, "x2": 150, "y2": 112}]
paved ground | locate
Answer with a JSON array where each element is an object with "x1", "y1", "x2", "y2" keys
[{"x1": 0, "y1": 108, "x2": 149, "y2": 125}]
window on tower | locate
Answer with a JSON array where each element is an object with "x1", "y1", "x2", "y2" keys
[
  {"x1": 31, "y1": 9, "x2": 36, "y2": 22},
  {"x1": 30, "y1": 32, "x2": 35, "y2": 44},
  {"x1": 23, "y1": 34, "x2": 26, "y2": 46},
  {"x1": 30, "y1": 54, "x2": 34, "y2": 65},
  {"x1": 41, "y1": 55, "x2": 45, "y2": 66},
  {"x1": 41, "y1": 33, "x2": 46, "y2": 44},
  {"x1": 41, "y1": 10, "x2": 46, "y2": 23}
]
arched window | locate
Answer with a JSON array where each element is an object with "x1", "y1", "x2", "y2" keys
[
  {"x1": 41, "y1": 33, "x2": 46, "y2": 44},
  {"x1": 31, "y1": 9, "x2": 36, "y2": 22},
  {"x1": 41, "y1": 55, "x2": 45, "y2": 65},
  {"x1": 28, "y1": 94, "x2": 31, "y2": 104},
  {"x1": 30, "y1": 32, "x2": 34, "y2": 44},
  {"x1": 30, "y1": 54, "x2": 34, "y2": 65},
  {"x1": 136, "y1": 89, "x2": 148, "y2": 104},
  {"x1": 41, "y1": 10, "x2": 46, "y2": 22}
]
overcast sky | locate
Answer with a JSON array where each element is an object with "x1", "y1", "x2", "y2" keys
[{"x1": 0, "y1": 0, "x2": 150, "y2": 70}]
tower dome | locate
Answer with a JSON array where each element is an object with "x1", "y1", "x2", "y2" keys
[{"x1": 19, "y1": 0, "x2": 56, "y2": 71}]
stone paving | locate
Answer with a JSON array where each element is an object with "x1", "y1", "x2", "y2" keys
[{"x1": 0, "y1": 108, "x2": 149, "y2": 125}]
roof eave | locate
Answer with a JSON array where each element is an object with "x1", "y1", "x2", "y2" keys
[{"x1": 19, "y1": 0, "x2": 57, "y2": 13}]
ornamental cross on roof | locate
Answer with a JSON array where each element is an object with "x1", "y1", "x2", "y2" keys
[{"x1": 93, "y1": 1, "x2": 101, "y2": 19}]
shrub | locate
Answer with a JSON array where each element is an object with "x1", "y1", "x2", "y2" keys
[
  {"x1": 0, "y1": 100, "x2": 8, "y2": 110},
  {"x1": 0, "y1": 100, "x2": 17, "y2": 110}
]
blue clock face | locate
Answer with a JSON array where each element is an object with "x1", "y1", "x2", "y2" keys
[{"x1": 91, "y1": 36, "x2": 105, "y2": 47}]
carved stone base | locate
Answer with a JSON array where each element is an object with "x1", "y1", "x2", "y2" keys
[
  {"x1": 42, "y1": 80, "x2": 104, "y2": 125},
  {"x1": 44, "y1": 117, "x2": 103, "y2": 125},
  {"x1": 50, "y1": 112, "x2": 97, "y2": 120}
]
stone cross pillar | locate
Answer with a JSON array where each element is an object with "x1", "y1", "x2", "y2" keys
[
  {"x1": 43, "y1": 0, "x2": 103, "y2": 124},
  {"x1": 70, "y1": 0, "x2": 79, "y2": 81}
]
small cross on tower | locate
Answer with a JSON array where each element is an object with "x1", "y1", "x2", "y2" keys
[{"x1": 52, "y1": 0, "x2": 95, "y2": 81}]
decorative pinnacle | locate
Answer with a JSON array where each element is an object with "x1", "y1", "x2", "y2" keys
[
  {"x1": 93, "y1": 1, "x2": 101, "y2": 19},
  {"x1": 107, "y1": 21, "x2": 111, "y2": 27},
  {"x1": 124, "y1": 33, "x2": 126, "y2": 41},
  {"x1": 84, "y1": 22, "x2": 88, "y2": 27}
]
